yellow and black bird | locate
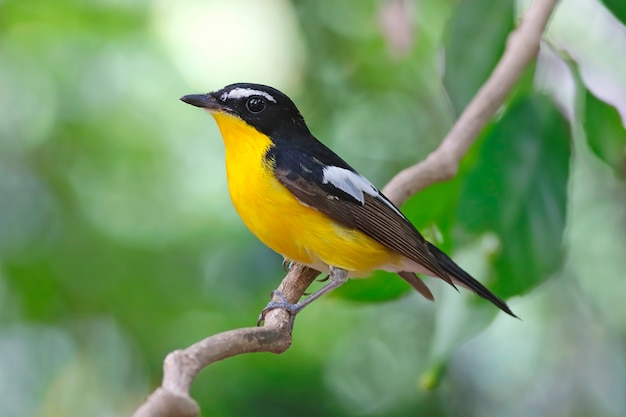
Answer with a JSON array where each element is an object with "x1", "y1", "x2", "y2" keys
[{"x1": 181, "y1": 83, "x2": 516, "y2": 318}]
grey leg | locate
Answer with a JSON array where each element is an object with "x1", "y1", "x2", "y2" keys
[{"x1": 257, "y1": 266, "x2": 349, "y2": 325}]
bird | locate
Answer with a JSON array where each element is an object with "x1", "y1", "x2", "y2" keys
[{"x1": 180, "y1": 83, "x2": 516, "y2": 319}]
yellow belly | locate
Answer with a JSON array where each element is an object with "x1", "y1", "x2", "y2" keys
[{"x1": 213, "y1": 112, "x2": 402, "y2": 274}]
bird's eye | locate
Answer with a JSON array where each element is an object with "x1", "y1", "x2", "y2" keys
[{"x1": 246, "y1": 96, "x2": 266, "y2": 113}]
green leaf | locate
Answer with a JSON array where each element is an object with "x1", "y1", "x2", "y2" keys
[
  {"x1": 334, "y1": 270, "x2": 412, "y2": 302},
  {"x1": 420, "y1": 233, "x2": 506, "y2": 380},
  {"x1": 419, "y1": 98, "x2": 570, "y2": 384},
  {"x1": 402, "y1": 178, "x2": 462, "y2": 244},
  {"x1": 456, "y1": 94, "x2": 571, "y2": 298},
  {"x1": 600, "y1": 0, "x2": 626, "y2": 26},
  {"x1": 584, "y1": 89, "x2": 626, "y2": 176},
  {"x1": 443, "y1": 0, "x2": 514, "y2": 115}
]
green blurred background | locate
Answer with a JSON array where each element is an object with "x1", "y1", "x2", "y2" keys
[{"x1": 1, "y1": 0, "x2": 626, "y2": 416}]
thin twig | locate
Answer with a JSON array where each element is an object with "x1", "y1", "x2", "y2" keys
[{"x1": 131, "y1": 1, "x2": 559, "y2": 415}]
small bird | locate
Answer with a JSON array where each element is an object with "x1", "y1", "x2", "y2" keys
[{"x1": 181, "y1": 83, "x2": 516, "y2": 319}]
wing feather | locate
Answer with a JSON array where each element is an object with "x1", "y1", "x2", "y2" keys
[
  {"x1": 273, "y1": 165, "x2": 452, "y2": 284},
  {"x1": 267, "y1": 142, "x2": 516, "y2": 317}
]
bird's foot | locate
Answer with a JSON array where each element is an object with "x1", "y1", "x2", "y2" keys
[
  {"x1": 257, "y1": 290, "x2": 302, "y2": 326},
  {"x1": 257, "y1": 267, "x2": 349, "y2": 326}
]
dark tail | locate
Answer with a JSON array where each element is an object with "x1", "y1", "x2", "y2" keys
[
  {"x1": 427, "y1": 242, "x2": 518, "y2": 318},
  {"x1": 398, "y1": 271, "x2": 434, "y2": 301}
]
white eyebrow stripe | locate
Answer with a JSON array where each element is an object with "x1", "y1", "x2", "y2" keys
[
  {"x1": 222, "y1": 88, "x2": 277, "y2": 103},
  {"x1": 321, "y1": 166, "x2": 403, "y2": 216}
]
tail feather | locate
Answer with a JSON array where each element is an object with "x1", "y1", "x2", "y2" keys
[
  {"x1": 397, "y1": 271, "x2": 434, "y2": 301},
  {"x1": 426, "y1": 242, "x2": 518, "y2": 318}
]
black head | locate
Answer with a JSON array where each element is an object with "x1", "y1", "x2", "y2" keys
[{"x1": 181, "y1": 83, "x2": 311, "y2": 138}]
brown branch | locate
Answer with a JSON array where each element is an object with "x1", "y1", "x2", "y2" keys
[{"x1": 131, "y1": 0, "x2": 558, "y2": 415}]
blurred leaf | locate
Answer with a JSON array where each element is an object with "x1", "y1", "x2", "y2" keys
[
  {"x1": 331, "y1": 91, "x2": 445, "y2": 172},
  {"x1": 0, "y1": 161, "x2": 56, "y2": 257},
  {"x1": 402, "y1": 178, "x2": 464, "y2": 249},
  {"x1": 443, "y1": 0, "x2": 514, "y2": 115},
  {"x1": 0, "y1": 325, "x2": 75, "y2": 417},
  {"x1": 0, "y1": 0, "x2": 144, "y2": 38},
  {"x1": 419, "y1": 237, "x2": 504, "y2": 389},
  {"x1": 600, "y1": 0, "x2": 626, "y2": 26},
  {"x1": 322, "y1": 304, "x2": 431, "y2": 414},
  {"x1": 402, "y1": 64, "x2": 537, "y2": 243},
  {"x1": 584, "y1": 89, "x2": 626, "y2": 177},
  {"x1": 334, "y1": 270, "x2": 412, "y2": 302},
  {"x1": 457, "y1": 94, "x2": 571, "y2": 298}
]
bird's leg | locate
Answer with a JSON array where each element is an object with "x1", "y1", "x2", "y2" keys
[
  {"x1": 291, "y1": 267, "x2": 348, "y2": 310},
  {"x1": 257, "y1": 267, "x2": 349, "y2": 325}
]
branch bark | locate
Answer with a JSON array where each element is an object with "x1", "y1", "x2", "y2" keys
[{"x1": 132, "y1": 1, "x2": 559, "y2": 415}]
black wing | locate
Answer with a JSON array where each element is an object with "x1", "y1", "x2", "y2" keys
[
  {"x1": 268, "y1": 139, "x2": 517, "y2": 317},
  {"x1": 267, "y1": 140, "x2": 452, "y2": 284}
]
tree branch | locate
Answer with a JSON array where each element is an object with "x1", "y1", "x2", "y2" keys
[
  {"x1": 131, "y1": 0, "x2": 559, "y2": 415},
  {"x1": 382, "y1": 0, "x2": 559, "y2": 204}
]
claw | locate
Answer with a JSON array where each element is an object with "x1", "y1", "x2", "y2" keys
[
  {"x1": 282, "y1": 259, "x2": 293, "y2": 272},
  {"x1": 317, "y1": 274, "x2": 330, "y2": 282},
  {"x1": 257, "y1": 267, "x2": 349, "y2": 325},
  {"x1": 257, "y1": 290, "x2": 301, "y2": 326}
]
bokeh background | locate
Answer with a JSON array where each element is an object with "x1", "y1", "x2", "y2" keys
[{"x1": 1, "y1": 0, "x2": 626, "y2": 416}]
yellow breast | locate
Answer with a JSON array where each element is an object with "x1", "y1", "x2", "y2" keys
[{"x1": 211, "y1": 112, "x2": 403, "y2": 274}]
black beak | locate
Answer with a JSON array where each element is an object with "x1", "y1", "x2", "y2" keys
[{"x1": 180, "y1": 93, "x2": 224, "y2": 111}]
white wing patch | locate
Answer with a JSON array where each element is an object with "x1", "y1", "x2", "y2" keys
[
  {"x1": 322, "y1": 166, "x2": 377, "y2": 204},
  {"x1": 321, "y1": 166, "x2": 404, "y2": 216},
  {"x1": 221, "y1": 88, "x2": 277, "y2": 103}
]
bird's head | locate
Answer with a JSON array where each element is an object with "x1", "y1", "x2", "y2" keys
[{"x1": 181, "y1": 83, "x2": 311, "y2": 138}]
